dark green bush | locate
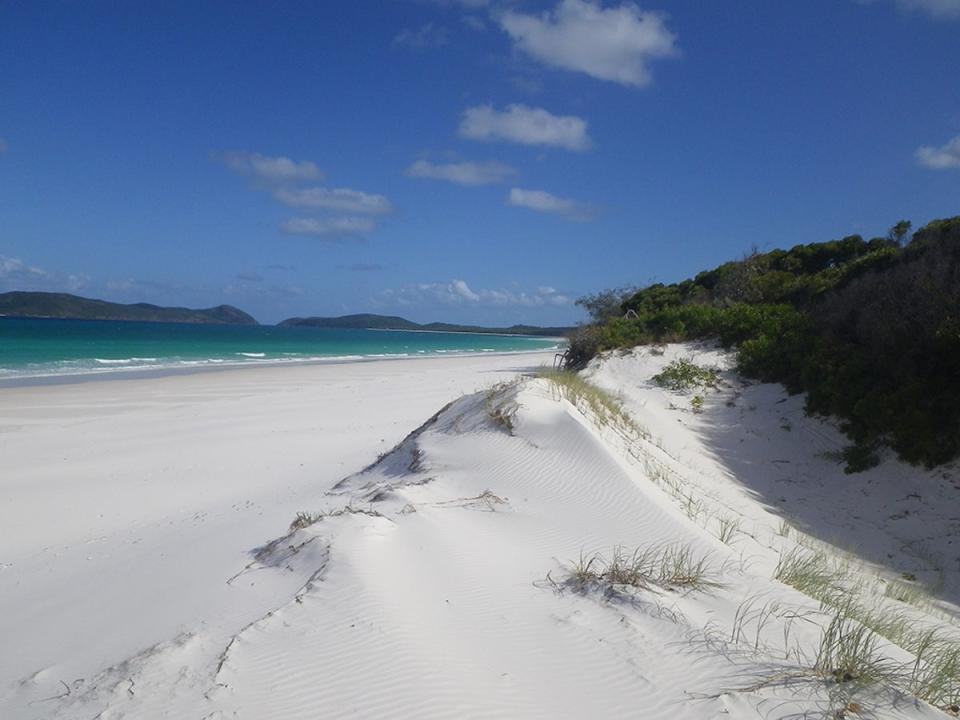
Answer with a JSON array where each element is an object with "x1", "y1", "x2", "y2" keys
[{"x1": 570, "y1": 216, "x2": 960, "y2": 471}]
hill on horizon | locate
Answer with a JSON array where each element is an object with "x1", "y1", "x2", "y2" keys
[
  {"x1": 0, "y1": 291, "x2": 258, "y2": 325},
  {"x1": 279, "y1": 313, "x2": 572, "y2": 337}
]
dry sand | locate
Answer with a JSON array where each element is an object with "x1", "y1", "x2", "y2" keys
[{"x1": 2, "y1": 346, "x2": 959, "y2": 719}]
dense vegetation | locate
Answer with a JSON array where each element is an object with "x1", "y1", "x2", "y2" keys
[
  {"x1": 280, "y1": 313, "x2": 572, "y2": 337},
  {"x1": 568, "y1": 217, "x2": 960, "y2": 471},
  {"x1": 0, "y1": 291, "x2": 258, "y2": 325}
]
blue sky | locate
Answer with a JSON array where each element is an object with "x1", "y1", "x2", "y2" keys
[{"x1": 1, "y1": 0, "x2": 958, "y2": 325}]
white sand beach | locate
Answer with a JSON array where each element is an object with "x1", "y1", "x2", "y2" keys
[{"x1": 3, "y1": 346, "x2": 959, "y2": 719}]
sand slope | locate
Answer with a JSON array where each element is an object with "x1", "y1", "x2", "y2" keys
[{"x1": 4, "y1": 346, "x2": 960, "y2": 719}]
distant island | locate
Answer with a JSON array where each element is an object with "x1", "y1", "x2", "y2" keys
[
  {"x1": 279, "y1": 314, "x2": 572, "y2": 337},
  {"x1": 0, "y1": 291, "x2": 258, "y2": 325},
  {"x1": 0, "y1": 293, "x2": 571, "y2": 336}
]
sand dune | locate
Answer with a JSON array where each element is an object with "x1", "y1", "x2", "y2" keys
[{"x1": 3, "y1": 346, "x2": 959, "y2": 719}]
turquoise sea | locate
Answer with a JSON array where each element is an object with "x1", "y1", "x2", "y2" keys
[{"x1": 0, "y1": 317, "x2": 564, "y2": 380}]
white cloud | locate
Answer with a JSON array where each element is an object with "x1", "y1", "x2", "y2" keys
[
  {"x1": 0, "y1": 138, "x2": 7, "y2": 155},
  {"x1": 916, "y1": 135, "x2": 960, "y2": 169},
  {"x1": 857, "y1": 0, "x2": 960, "y2": 17},
  {"x1": 0, "y1": 255, "x2": 47, "y2": 282},
  {"x1": 274, "y1": 187, "x2": 393, "y2": 214},
  {"x1": 280, "y1": 217, "x2": 377, "y2": 236},
  {"x1": 459, "y1": 104, "x2": 591, "y2": 151},
  {"x1": 220, "y1": 151, "x2": 323, "y2": 183},
  {"x1": 406, "y1": 159, "x2": 517, "y2": 185},
  {"x1": 903, "y1": 0, "x2": 960, "y2": 16},
  {"x1": 0, "y1": 255, "x2": 92, "y2": 293},
  {"x1": 386, "y1": 279, "x2": 573, "y2": 308},
  {"x1": 500, "y1": 0, "x2": 678, "y2": 87},
  {"x1": 508, "y1": 187, "x2": 594, "y2": 220},
  {"x1": 393, "y1": 23, "x2": 450, "y2": 49}
]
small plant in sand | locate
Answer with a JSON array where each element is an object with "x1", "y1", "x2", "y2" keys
[
  {"x1": 691, "y1": 394, "x2": 705, "y2": 413},
  {"x1": 883, "y1": 578, "x2": 925, "y2": 607},
  {"x1": 554, "y1": 543, "x2": 718, "y2": 596},
  {"x1": 485, "y1": 381, "x2": 519, "y2": 434},
  {"x1": 290, "y1": 511, "x2": 325, "y2": 531},
  {"x1": 716, "y1": 515, "x2": 741, "y2": 545},
  {"x1": 813, "y1": 611, "x2": 890, "y2": 687},
  {"x1": 906, "y1": 629, "x2": 960, "y2": 711},
  {"x1": 652, "y1": 358, "x2": 720, "y2": 393},
  {"x1": 288, "y1": 505, "x2": 385, "y2": 532},
  {"x1": 774, "y1": 548, "x2": 848, "y2": 605}
]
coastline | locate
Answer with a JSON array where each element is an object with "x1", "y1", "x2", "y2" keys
[{"x1": 0, "y1": 345, "x2": 565, "y2": 389}]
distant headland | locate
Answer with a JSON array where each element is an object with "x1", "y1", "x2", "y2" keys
[
  {"x1": 0, "y1": 291, "x2": 258, "y2": 325},
  {"x1": 0, "y1": 292, "x2": 572, "y2": 336},
  {"x1": 278, "y1": 313, "x2": 572, "y2": 337}
]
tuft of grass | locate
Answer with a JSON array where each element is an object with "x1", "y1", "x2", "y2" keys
[
  {"x1": 716, "y1": 515, "x2": 741, "y2": 545},
  {"x1": 906, "y1": 629, "x2": 960, "y2": 711},
  {"x1": 290, "y1": 511, "x2": 325, "y2": 531},
  {"x1": 774, "y1": 548, "x2": 848, "y2": 604},
  {"x1": 485, "y1": 380, "x2": 519, "y2": 434},
  {"x1": 539, "y1": 369, "x2": 649, "y2": 441},
  {"x1": 884, "y1": 578, "x2": 925, "y2": 607},
  {"x1": 652, "y1": 358, "x2": 720, "y2": 393},
  {"x1": 556, "y1": 543, "x2": 718, "y2": 596},
  {"x1": 691, "y1": 394, "x2": 705, "y2": 414},
  {"x1": 289, "y1": 505, "x2": 384, "y2": 531},
  {"x1": 814, "y1": 611, "x2": 890, "y2": 686}
]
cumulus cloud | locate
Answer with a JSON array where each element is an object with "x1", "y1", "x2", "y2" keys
[
  {"x1": 385, "y1": 279, "x2": 573, "y2": 307},
  {"x1": 274, "y1": 187, "x2": 393, "y2": 214},
  {"x1": 903, "y1": 0, "x2": 960, "y2": 16},
  {"x1": 280, "y1": 217, "x2": 377, "y2": 236},
  {"x1": 219, "y1": 150, "x2": 323, "y2": 183},
  {"x1": 499, "y1": 0, "x2": 678, "y2": 86},
  {"x1": 459, "y1": 104, "x2": 591, "y2": 151},
  {"x1": 916, "y1": 135, "x2": 960, "y2": 169},
  {"x1": 393, "y1": 22, "x2": 450, "y2": 49},
  {"x1": 0, "y1": 255, "x2": 90, "y2": 293},
  {"x1": 0, "y1": 255, "x2": 47, "y2": 283},
  {"x1": 406, "y1": 159, "x2": 517, "y2": 185},
  {"x1": 860, "y1": 0, "x2": 960, "y2": 17},
  {"x1": 508, "y1": 187, "x2": 594, "y2": 220}
]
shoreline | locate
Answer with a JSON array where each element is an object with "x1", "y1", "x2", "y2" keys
[{"x1": 0, "y1": 345, "x2": 566, "y2": 389}]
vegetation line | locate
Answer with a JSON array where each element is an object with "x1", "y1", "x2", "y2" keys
[{"x1": 567, "y1": 217, "x2": 960, "y2": 471}]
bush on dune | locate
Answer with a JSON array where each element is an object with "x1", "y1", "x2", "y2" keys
[{"x1": 566, "y1": 216, "x2": 960, "y2": 471}]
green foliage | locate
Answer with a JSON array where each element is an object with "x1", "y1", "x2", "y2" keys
[
  {"x1": 569, "y1": 216, "x2": 960, "y2": 470},
  {"x1": 652, "y1": 358, "x2": 720, "y2": 392}
]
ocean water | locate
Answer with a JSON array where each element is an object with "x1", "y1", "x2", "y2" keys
[{"x1": 0, "y1": 317, "x2": 564, "y2": 380}]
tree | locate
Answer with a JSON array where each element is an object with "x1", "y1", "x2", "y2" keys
[
  {"x1": 575, "y1": 286, "x2": 636, "y2": 323},
  {"x1": 888, "y1": 220, "x2": 912, "y2": 247}
]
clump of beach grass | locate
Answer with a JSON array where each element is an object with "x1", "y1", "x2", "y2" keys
[
  {"x1": 775, "y1": 548, "x2": 848, "y2": 605},
  {"x1": 539, "y1": 369, "x2": 648, "y2": 441},
  {"x1": 555, "y1": 543, "x2": 718, "y2": 596},
  {"x1": 484, "y1": 380, "x2": 520, "y2": 434},
  {"x1": 716, "y1": 515, "x2": 741, "y2": 545},
  {"x1": 813, "y1": 610, "x2": 891, "y2": 687},
  {"x1": 289, "y1": 505, "x2": 385, "y2": 532}
]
